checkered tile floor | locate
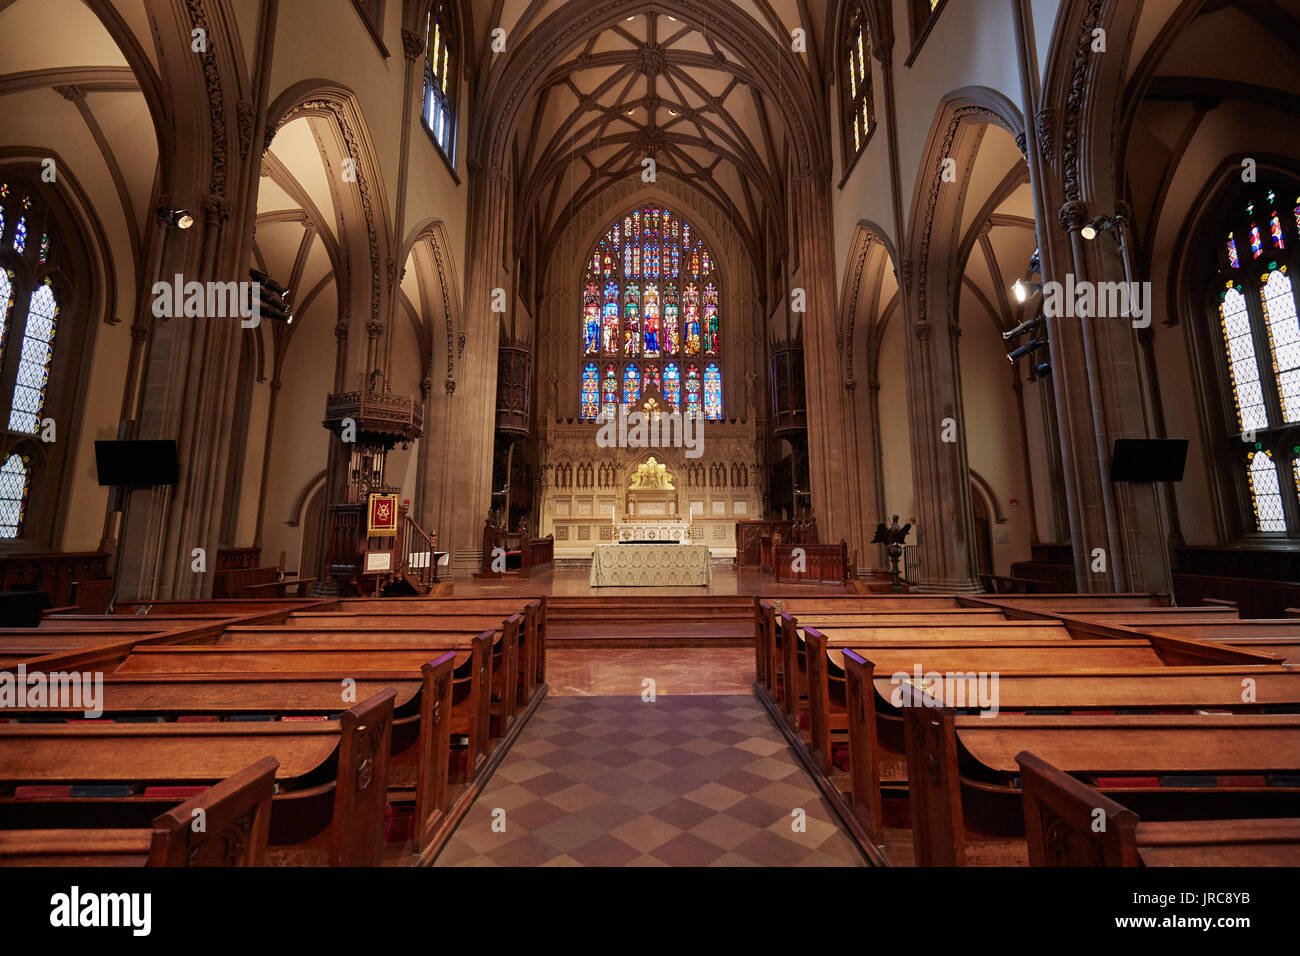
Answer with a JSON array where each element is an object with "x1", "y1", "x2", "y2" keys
[{"x1": 433, "y1": 695, "x2": 866, "y2": 866}]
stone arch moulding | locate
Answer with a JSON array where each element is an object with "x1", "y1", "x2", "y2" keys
[
  {"x1": 472, "y1": 0, "x2": 828, "y2": 181},
  {"x1": 905, "y1": 87, "x2": 1026, "y2": 328},
  {"x1": 287, "y1": 470, "x2": 328, "y2": 527},
  {"x1": 969, "y1": 468, "x2": 1008, "y2": 525},
  {"x1": 840, "y1": 220, "x2": 899, "y2": 384},
  {"x1": 402, "y1": 219, "x2": 464, "y2": 392},
  {"x1": 264, "y1": 82, "x2": 396, "y2": 346}
]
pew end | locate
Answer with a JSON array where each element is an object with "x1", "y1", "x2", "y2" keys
[
  {"x1": 148, "y1": 757, "x2": 279, "y2": 867},
  {"x1": 1016, "y1": 751, "x2": 1141, "y2": 866}
]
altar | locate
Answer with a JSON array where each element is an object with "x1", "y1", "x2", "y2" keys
[{"x1": 589, "y1": 543, "x2": 713, "y2": 587}]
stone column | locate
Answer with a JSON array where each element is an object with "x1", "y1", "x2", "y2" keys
[
  {"x1": 442, "y1": 161, "x2": 511, "y2": 563},
  {"x1": 794, "y1": 167, "x2": 853, "y2": 542},
  {"x1": 900, "y1": 265, "x2": 982, "y2": 592}
]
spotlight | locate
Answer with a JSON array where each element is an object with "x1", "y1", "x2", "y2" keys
[
  {"x1": 1002, "y1": 315, "x2": 1046, "y2": 342},
  {"x1": 248, "y1": 269, "x2": 293, "y2": 325},
  {"x1": 1007, "y1": 337, "x2": 1049, "y2": 362},
  {"x1": 1012, "y1": 278, "x2": 1043, "y2": 304},
  {"x1": 1035, "y1": 361, "x2": 1052, "y2": 378},
  {"x1": 157, "y1": 207, "x2": 194, "y2": 230},
  {"x1": 1081, "y1": 217, "x2": 1116, "y2": 241},
  {"x1": 1028, "y1": 249, "x2": 1041, "y2": 275}
]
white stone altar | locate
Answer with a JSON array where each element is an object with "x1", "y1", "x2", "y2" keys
[{"x1": 588, "y1": 543, "x2": 713, "y2": 587}]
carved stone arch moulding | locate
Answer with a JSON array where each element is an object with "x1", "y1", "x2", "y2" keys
[
  {"x1": 266, "y1": 85, "x2": 394, "y2": 337},
  {"x1": 840, "y1": 221, "x2": 899, "y2": 381},
  {"x1": 907, "y1": 88, "x2": 1025, "y2": 330}
]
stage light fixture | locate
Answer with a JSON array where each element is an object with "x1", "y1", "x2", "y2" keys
[
  {"x1": 1007, "y1": 337, "x2": 1049, "y2": 362},
  {"x1": 1035, "y1": 361, "x2": 1052, "y2": 378},
  {"x1": 1002, "y1": 314, "x2": 1046, "y2": 342},
  {"x1": 249, "y1": 269, "x2": 293, "y2": 325},
  {"x1": 1081, "y1": 216, "x2": 1116, "y2": 241},
  {"x1": 157, "y1": 207, "x2": 194, "y2": 230},
  {"x1": 1013, "y1": 278, "x2": 1043, "y2": 304}
]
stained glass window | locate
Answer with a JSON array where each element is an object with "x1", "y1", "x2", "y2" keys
[
  {"x1": 601, "y1": 364, "x2": 618, "y2": 421},
  {"x1": 685, "y1": 365, "x2": 702, "y2": 419},
  {"x1": 843, "y1": 4, "x2": 874, "y2": 161},
  {"x1": 9, "y1": 279, "x2": 59, "y2": 433},
  {"x1": 1220, "y1": 285, "x2": 1268, "y2": 432},
  {"x1": 422, "y1": 3, "x2": 458, "y2": 159},
  {"x1": 38, "y1": 233, "x2": 49, "y2": 264},
  {"x1": 13, "y1": 216, "x2": 26, "y2": 254},
  {"x1": 0, "y1": 268, "x2": 11, "y2": 368},
  {"x1": 1212, "y1": 185, "x2": 1300, "y2": 534},
  {"x1": 704, "y1": 364, "x2": 722, "y2": 421},
  {"x1": 583, "y1": 282, "x2": 599, "y2": 354},
  {"x1": 623, "y1": 364, "x2": 641, "y2": 405},
  {"x1": 578, "y1": 204, "x2": 721, "y2": 419},
  {"x1": 0, "y1": 454, "x2": 30, "y2": 539},
  {"x1": 1247, "y1": 451, "x2": 1285, "y2": 532},
  {"x1": 1259, "y1": 268, "x2": 1300, "y2": 422},
  {"x1": 664, "y1": 363, "x2": 681, "y2": 410},
  {"x1": 580, "y1": 363, "x2": 599, "y2": 420}
]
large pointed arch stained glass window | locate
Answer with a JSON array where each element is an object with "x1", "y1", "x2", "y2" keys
[
  {"x1": 0, "y1": 453, "x2": 30, "y2": 539},
  {"x1": 579, "y1": 204, "x2": 721, "y2": 420},
  {"x1": 1213, "y1": 185, "x2": 1300, "y2": 534}
]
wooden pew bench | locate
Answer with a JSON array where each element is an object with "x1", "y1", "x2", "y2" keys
[
  {"x1": 239, "y1": 577, "x2": 318, "y2": 599},
  {"x1": 839, "y1": 654, "x2": 1300, "y2": 856},
  {"x1": 0, "y1": 691, "x2": 397, "y2": 866},
  {"x1": 893, "y1": 686, "x2": 1300, "y2": 866},
  {"x1": 1018, "y1": 751, "x2": 1300, "y2": 867},
  {"x1": 108, "y1": 637, "x2": 495, "y2": 786},
  {"x1": 0, "y1": 757, "x2": 277, "y2": 867},
  {"x1": 0, "y1": 655, "x2": 457, "y2": 856},
  {"x1": 1110, "y1": 621, "x2": 1300, "y2": 666},
  {"x1": 215, "y1": 617, "x2": 526, "y2": 734}
]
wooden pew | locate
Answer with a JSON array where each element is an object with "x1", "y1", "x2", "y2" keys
[
  {"x1": 241, "y1": 577, "x2": 318, "y2": 598},
  {"x1": 896, "y1": 687, "x2": 1300, "y2": 866},
  {"x1": 959, "y1": 593, "x2": 1171, "y2": 616},
  {"x1": 215, "y1": 616, "x2": 524, "y2": 734},
  {"x1": 831, "y1": 637, "x2": 1290, "y2": 851},
  {"x1": 337, "y1": 597, "x2": 549, "y2": 684},
  {"x1": 0, "y1": 691, "x2": 397, "y2": 866},
  {"x1": 0, "y1": 654, "x2": 457, "y2": 856},
  {"x1": 109, "y1": 636, "x2": 495, "y2": 785},
  {"x1": 288, "y1": 598, "x2": 545, "y2": 702},
  {"x1": 1017, "y1": 751, "x2": 1300, "y2": 866},
  {"x1": 111, "y1": 598, "x2": 336, "y2": 617},
  {"x1": 0, "y1": 757, "x2": 279, "y2": 868},
  {"x1": 0, "y1": 757, "x2": 278, "y2": 867},
  {"x1": 1108, "y1": 620, "x2": 1300, "y2": 666}
]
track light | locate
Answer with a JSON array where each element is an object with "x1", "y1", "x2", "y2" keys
[
  {"x1": 157, "y1": 207, "x2": 194, "y2": 230},
  {"x1": 1013, "y1": 279, "x2": 1043, "y2": 304},
  {"x1": 1007, "y1": 337, "x2": 1049, "y2": 362},
  {"x1": 1081, "y1": 216, "x2": 1116, "y2": 241},
  {"x1": 1002, "y1": 315, "x2": 1046, "y2": 342}
]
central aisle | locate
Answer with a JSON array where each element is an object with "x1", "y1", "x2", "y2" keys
[{"x1": 433, "y1": 694, "x2": 866, "y2": 867}]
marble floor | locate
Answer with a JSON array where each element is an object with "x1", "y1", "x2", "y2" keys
[{"x1": 433, "y1": 694, "x2": 866, "y2": 867}]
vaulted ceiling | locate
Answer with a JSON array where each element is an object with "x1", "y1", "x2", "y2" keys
[{"x1": 471, "y1": 1, "x2": 833, "y2": 268}]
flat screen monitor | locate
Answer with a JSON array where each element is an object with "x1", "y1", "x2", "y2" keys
[
  {"x1": 94, "y1": 440, "x2": 180, "y2": 487},
  {"x1": 1110, "y1": 438, "x2": 1188, "y2": 483}
]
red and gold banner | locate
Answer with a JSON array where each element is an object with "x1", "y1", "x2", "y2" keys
[{"x1": 367, "y1": 493, "x2": 399, "y2": 537}]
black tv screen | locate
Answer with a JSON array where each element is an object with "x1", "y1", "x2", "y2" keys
[
  {"x1": 1110, "y1": 438, "x2": 1188, "y2": 483},
  {"x1": 95, "y1": 440, "x2": 180, "y2": 487}
]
